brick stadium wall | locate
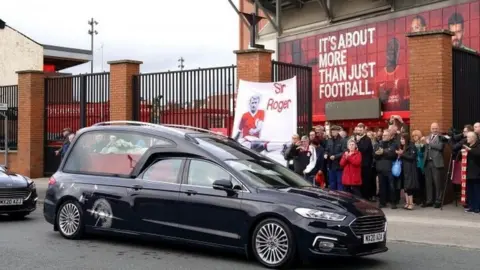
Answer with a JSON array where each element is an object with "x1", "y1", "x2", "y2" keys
[{"x1": 408, "y1": 30, "x2": 453, "y2": 135}]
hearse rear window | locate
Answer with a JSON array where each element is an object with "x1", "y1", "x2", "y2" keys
[{"x1": 63, "y1": 131, "x2": 172, "y2": 175}]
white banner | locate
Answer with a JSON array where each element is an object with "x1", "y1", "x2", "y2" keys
[{"x1": 231, "y1": 77, "x2": 297, "y2": 166}]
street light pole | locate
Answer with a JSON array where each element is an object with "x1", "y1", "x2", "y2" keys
[
  {"x1": 88, "y1": 18, "x2": 99, "y2": 74},
  {"x1": 178, "y1": 57, "x2": 185, "y2": 70}
]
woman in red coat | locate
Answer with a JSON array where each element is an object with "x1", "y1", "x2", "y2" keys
[{"x1": 340, "y1": 139, "x2": 363, "y2": 197}]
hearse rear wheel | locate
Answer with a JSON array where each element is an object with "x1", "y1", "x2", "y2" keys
[
  {"x1": 252, "y1": 218, "x2": 296, "y2": 269},
  {"x1": 56, "y1": 200, "x2": 85, "y2": 239}
]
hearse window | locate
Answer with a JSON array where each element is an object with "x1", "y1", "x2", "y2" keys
[
  {"x1": 63, "y1": 131, "x2": 172, "y2": 176},
  {"x1": 187, "y1": 160, "x2": 231, "y2": 188},
  {"x1": 142, "y1": 159, "x2": 183, "y2": 184}
]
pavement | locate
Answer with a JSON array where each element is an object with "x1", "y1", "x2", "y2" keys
[
  {"x1": 1, "y1": 210, "x2": 479, "y2": 270},
  {"x1": 33, "y1": 178, "x2": 480, "y2": 250}
]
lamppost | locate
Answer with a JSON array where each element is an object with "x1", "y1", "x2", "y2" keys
[
  {"x1": 88, "y1": 18, "x2": 99, "y2": 74},
  {"x1": 178, "y1": 57, "x2": 185, "y2": 70}
]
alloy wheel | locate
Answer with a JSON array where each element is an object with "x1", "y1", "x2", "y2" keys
[
  {"x1": 58, "y1": 202, "x2": 81, "y2": 236},
  {"x1": 254, "y1": 222, "x2": 289, "y2": 266}
]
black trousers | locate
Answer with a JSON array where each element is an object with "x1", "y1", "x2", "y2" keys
[
  {"x1": 360, "y1": 166, "x2": 372, "y2": 199},
  {"x1": 378, "y1": 172, "x2": 398, "y2": 205},
  {"x1": 345, "y1": 185, "x2": 362, "y2": 197}
]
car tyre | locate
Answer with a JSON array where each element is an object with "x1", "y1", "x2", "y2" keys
[
  {"x1": 8, "y1": 211, "x2": 29, "y2": 220},
  {"x1": 251, "y1": 218, "x2": 296, "y2": 269},
  {"x1": 56, "y1": 200, "x2": 84, "y2": 239}
]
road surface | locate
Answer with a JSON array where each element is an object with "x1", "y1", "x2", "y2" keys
[{"x1": 0, "y1": 210, "x2": 478, "y2": 270}]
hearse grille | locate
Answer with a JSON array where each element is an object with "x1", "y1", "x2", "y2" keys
[
  {"x1": 349, "y1": 216, "x2": 386, "y2": 236},
  {"x1": 0, "y1": 188, "x2": 30, "y2": 199}
]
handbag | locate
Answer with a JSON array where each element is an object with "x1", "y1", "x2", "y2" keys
[{"x1": 392, "y1": 158, "x2": 402, "y2": 177}]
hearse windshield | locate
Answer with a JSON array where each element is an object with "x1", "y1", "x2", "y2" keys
[
  {"x1": 225, "y1": 159, "x2": 312, "y2": 189},
  {"x1": 195, "y1": 136, "x2": 311, "y2": 188}
]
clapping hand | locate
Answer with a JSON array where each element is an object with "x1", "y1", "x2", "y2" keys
[
  {"x1": 395, "y1": 149, "x2": 403, "y2": 155},
  {"x1": 375, "y1": 148, "x2": 384, "y2": 155}
]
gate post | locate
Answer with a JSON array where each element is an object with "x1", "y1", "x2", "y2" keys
[
  {"x1": 16, "y1": 70, "x2": 45, "y2": 178},
  {"x1": 107, "y1": 60, "x2": 143, "y2": 121},
  {"x1": 234, "y1": 48, "x2": 274, "y2": 83},
  {"x1": 407, "y1": 30, "x2": 453, "y2": 135}
]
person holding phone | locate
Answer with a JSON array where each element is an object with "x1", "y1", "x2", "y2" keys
[
  {"x1": 462, "y1": 131, "x2": 480, "y2": 213},
  {"x1": 374, "y1": 130, "x2": 398, "y2": 208}
]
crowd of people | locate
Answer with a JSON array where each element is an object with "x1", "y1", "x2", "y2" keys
[{"x1": 283, "y1": 116, "x2": 480, "y2": 213}]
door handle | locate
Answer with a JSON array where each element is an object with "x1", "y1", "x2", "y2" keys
[
  {"x1": 185, "y1": 189, "x2": 197, "y2": 196},
  {"x1": 131, "y1": 184, "x2": 143, "y2": 191}
]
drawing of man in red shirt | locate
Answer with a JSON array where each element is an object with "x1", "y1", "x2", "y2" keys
[
  {"x1": 234, "y1": 94, "x2": 265, "y2": 140},
  {"x1": 375, "y1": 37, "x2": 408, "y2": 111}
]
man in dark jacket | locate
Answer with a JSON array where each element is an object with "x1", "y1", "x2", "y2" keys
[
  {"x1": 355, "y1": 123, "x2": 374, "y2": 199},
  {"x1": 463, "y1": 131, "x2": 480, "y2": 213},
  {"x1": 325, "y1": 125, "x2": 347, "y2": 191},
  {"x1": 55, "y1": 128, "x2": 72, "y2": 157},
  {"x1": 284, "y1": 134, "x2": 301, "y2": 171},
  {"x1": 374, "y1": 129, "x2": 398, "y2": 208}
]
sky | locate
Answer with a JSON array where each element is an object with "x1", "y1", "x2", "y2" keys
[{"x1": 1, "y1": 0, "x2": 240, "y2": 74}]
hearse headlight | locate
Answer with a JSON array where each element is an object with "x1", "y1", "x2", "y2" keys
[
  {"x1": 294, "y1": 208, "x2": 346, "y2": 222},
  {"x1": 26, "y1": 177, "x2": 35, "y2": 189}
]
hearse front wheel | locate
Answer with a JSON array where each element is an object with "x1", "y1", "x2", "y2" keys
[
  {"x1": 252, "y1": 218, "x2": 296, "y2": 269},
  {"x1": 56, "y1": 200, "x2": 85, "y2": 239}
]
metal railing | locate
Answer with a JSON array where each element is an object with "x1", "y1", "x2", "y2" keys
[
  {"x1": 0, "y1": 85, "x2": 18, "y2": 151},
  {"x1": 43, "y1": 72, "x2": 110, "y2": 175},
  {"x1": 452, "y1": 48, "x2": 480, "y2": 129},
  {"x1": 272, "y1": 60, "x2": 313, "y2": 136},
  {"x1": 132, "y1": 65, "x2": 237, "y2": 135}
]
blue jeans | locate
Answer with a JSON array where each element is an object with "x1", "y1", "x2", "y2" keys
[{"x1": 328, "y1": 170, "x2": 343, "y2": 191}]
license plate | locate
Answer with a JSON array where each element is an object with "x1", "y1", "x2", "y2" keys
[
  {"x1": 363, "y1": 232, "x2": 385, "y2": 244},
  {"x1": 0, "y1": 198, "x2": 23, "y2": 206}
]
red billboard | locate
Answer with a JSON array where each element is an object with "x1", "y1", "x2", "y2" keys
[{"x1": 279, "y1": 0, "x2": 480, "y2": 121}]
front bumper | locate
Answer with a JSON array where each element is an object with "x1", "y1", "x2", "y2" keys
[
  {"x1": 294, "y1": 215, "x2": 388, "y2": 259},
  {"x1": 0, "y1": 189, "x2": 38, "y2": 214}
]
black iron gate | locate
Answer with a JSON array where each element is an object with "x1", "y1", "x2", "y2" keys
[
  {"x1": 271, "y1": 60, "x2": 313, "y2": 136},
  {"x1": 44, "y1": 72, "x2": 110, "y2": 175},
  {"x1": 452, "y1": 48, "x2": 480, "y2": 130},
  {"x1": 0, "y1": 85, "x2": 19, "y2": 151},
  {"x1": 132, "y1": 66, "x2": 237, "y2": 133}
]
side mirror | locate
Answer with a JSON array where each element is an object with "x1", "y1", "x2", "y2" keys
[{"x1": 212, "y1": 179, "x2": 233, "y2": 191}]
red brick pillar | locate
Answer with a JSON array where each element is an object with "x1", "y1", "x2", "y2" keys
[
  {"x1": 108, "y1": 60, "x2": 143, "y2": 121},
  {"x1": 407, "y1": 30, "x2": 453, "y2": 134},
  {"x1": 234, "y1": 49, "x2": 274, "y2": 83},
  {"x1": 16, "y1": 70, "x2": 45, "y2": 177}
]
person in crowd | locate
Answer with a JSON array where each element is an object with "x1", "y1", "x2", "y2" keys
[
  {"x1": 473, "y1": 122, "x2": 480, "y2": 138},
  {"x1": 397, "y1": 133, "x2": 420, "y2": 210},
  {"x1": 452, "y1": 125, "x2": 474, "y2": 207},
  {"x1": 309, "y1": 138, "x2": 324, "y2": 186},
  {"x1": 375, "y1": 128, "x2": 383, "y2": 142},
  {"x1": 375, "y1": 129, "x2": 398, "y2": 208},
  {"x1": 325, "y1": 125, "x2": 347, "y2": 191},
  {"x1": 314, "y1": 125, "x2": 327, "y2": 147},
  {"x1": 55, "y1": 128, "x2": 72, "y2": 157},
  {"x1": 423, "y1": 122, "x2": 447, "y2": 208},
  {"x1": 60, "y1": 133, "x2": 75, "y2": 160},
  {"x1": 284, "y1": 134, "x2": 301, "y2": 171},
  {"x1": 463, "y1": 131, "x2": 480, "y2": 213},
  {"x1": 340, "y1": 139, "x2": 362, "y2": 197},
  {"x1": 339, "y1": 129, "x2": 347, "y2": 139},
  {"x1": 367, "y1": 130, "x2": 379, "y2": 201},
  {"x1": 285, "y1": 135, "x2": 317, "y2": 178},
  {"x1": 355, "y1": 123, "x2": 374, "y2": 199},
  {"x1": 412, "y1": 130, "x2": 426, "y2": 205},
  {"x1": 309, "y1": 130, "x2": 316, "y2": 141}
]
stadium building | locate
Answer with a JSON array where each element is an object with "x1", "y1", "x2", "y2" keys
[
  {"x1": 237, "y1": 0, "x2": 480, "y2": 131},
  {"x1": 0, "y1": 18, "x2": 91, "y2": 86}
]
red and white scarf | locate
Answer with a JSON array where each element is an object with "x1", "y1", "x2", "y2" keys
[{"x1": 461, "y1": 151, "x2": 468, "y2": 206}]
